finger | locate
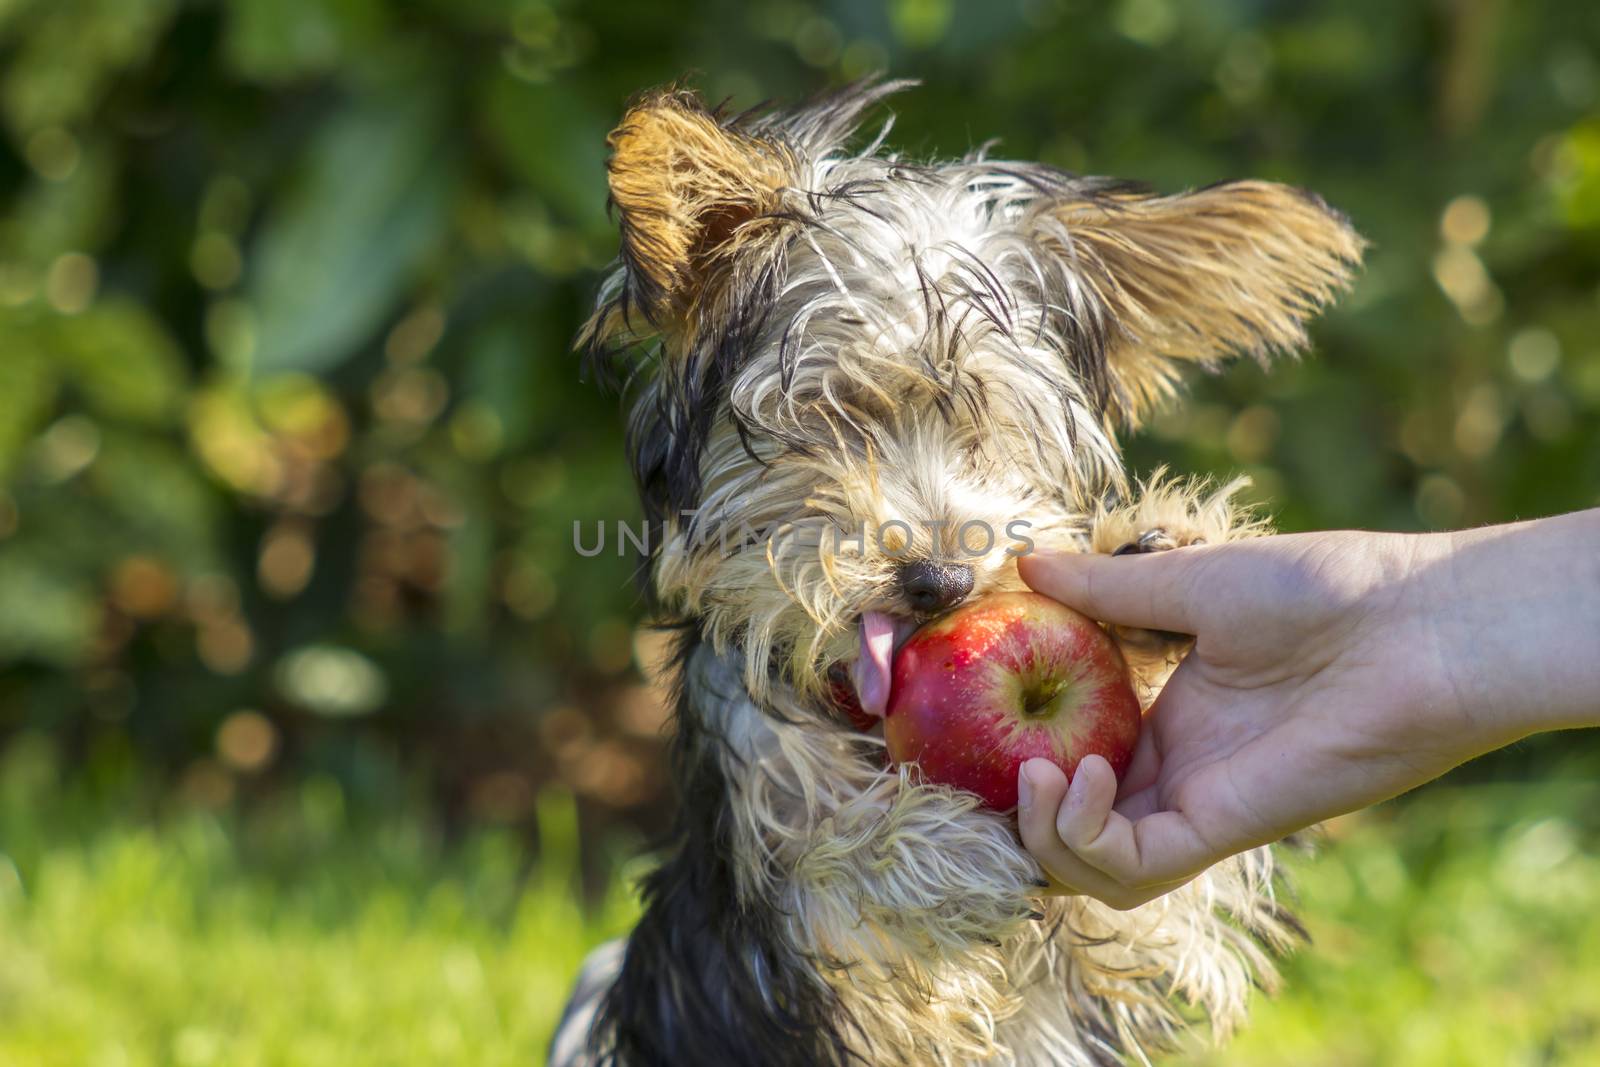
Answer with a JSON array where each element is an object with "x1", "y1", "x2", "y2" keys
[
  {"x1": 1056, "y1": 754, "x2": 1117, "y2": 848},
  {"x1": 1052, "y1": 759, "x2": 1225, "y2": 889},
  {"x1": 1017, "y1": 758, "x2": 1071, "y2": 860},
  {"x1": 1018, "y1": 759, "x2": 1187, "y2": 909},
  {"x1": 1018, "y1": 548, "x2": 1201, "y2": 634},
  {"x1": 1054, "y1": 755, "x2": 1154, "y2": 879},
  {"x1": 1072, "y1": 808, "x2": 1224, "y2": 889},
  {"x1": 1017, "y1": 759, "x2": 1116, "y2": 896},
  {"x1": 1030, "y1": 838, "x2": 1186, "y2": 908}
]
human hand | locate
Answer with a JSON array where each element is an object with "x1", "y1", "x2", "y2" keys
[{"x1": 1012, "y1": 513, "x2": 1600, "y2": 909}]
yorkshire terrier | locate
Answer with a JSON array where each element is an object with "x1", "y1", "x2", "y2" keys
[{"x1": 551, "y1": 79, "x2": 1362, "y2": 1067}]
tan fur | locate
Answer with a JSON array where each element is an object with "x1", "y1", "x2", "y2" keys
[
  {"x1": 605, "y1": 90, "x2": 795, "y2": 319},
  {"x1": 1037, "y1": 181, "x2": 1365, "y2": 425},
  {"x1": 1088, "y1": 470, "x2": 1267, "y2": 556}
]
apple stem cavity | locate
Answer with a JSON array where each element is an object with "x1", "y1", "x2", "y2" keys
[{"x1": 1021, "y1": 679, "x2": 1067, "y2": 720}]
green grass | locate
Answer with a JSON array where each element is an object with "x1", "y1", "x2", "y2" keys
[
  {"x1": 0, "y1": 736, "x2": 638, "y2": 1067},
  {"x1": 2, "y1": 737, "x2": 1598, "y2": 1067},
  {"x1": 1178, "y1": 772, "x2": 1600, "y2": 1067}
]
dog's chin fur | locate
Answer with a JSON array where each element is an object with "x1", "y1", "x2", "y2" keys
[{"x1": 553, "y1": 78, "x2": 1361, "y2": 1066}]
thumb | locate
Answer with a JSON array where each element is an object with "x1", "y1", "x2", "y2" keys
[{"x1": 1017, "y1": 546, "x2": 1203, "y2": 634}]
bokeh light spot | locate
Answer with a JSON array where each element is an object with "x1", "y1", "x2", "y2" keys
[
  {"x1": 503, "y1": 562, "x2": 556, "y2": 620},
  {"x1": 1440, "y1": 195, "x2": 1491, "y2": 246},
  {"x1": 1115, "y1": 0, "x2": 1176, "y2": 46},
  {"x1": 371, "y1": 367, "x2": 450, "y2": 426},
  {"x1": 258, "y1": 521, "x2": 316, "y2": 599},
  {"x1": 274, "y1": 645, "x2": 388, "y2": 717},
  {"x1": 1507, "y1": 327, "x2": 1561, "y2": 382},
  {"x1": 450, "y1": 403, "x2": 505, "y2": 460},
  {"x1": 384, "y1": 304, "x2": 446, "y2": 366},
  {"x1": 794, "y1": 16, "x2": 842, "y2": 66},
  {"x1": 1452, "y1": 384, "x2": 1505, "y2": 459},
  {"x1": 34, "y1": 415, "x2": 101, "y2": 483},
  {"x1": 1432, "y1": 245, "x2": 1502, "y2": 324},
  {"x1": 110, "y1": 556, "x2": 179, "y2": 619},
  {"x1": 25, "y1": 126, "x2": 81, "y2": 181},
  {"x1": 215, "y1": 710, "x2": 278, "y2": 773},
  {"x1": 587, "y1": 618, "x2": 634, "y2": 674},
  {"x1": 889, "y1": 0, "x2": 951, "y2": 48},
  {"x1": 45, "y1": 252, "x2": 98, "y2": 313},
  {"x1": 204, "y1": 299, "x2": 258, "y2": 369}
]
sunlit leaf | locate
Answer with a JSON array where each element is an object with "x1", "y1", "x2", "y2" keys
[
  {"x1": 54, "y1": 298, "x2": 187, "y2": 424},
  {"x1": 1556, "y1": 119, "x2": 1600, "y2": 229}
]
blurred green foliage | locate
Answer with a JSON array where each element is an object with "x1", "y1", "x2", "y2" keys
[
  {"x1": 2, "y1": 1, "x2": 1600, "y2": 1057},
  {"x1": 2, "y1": 0, "x2": 1599, "y2": 821}
]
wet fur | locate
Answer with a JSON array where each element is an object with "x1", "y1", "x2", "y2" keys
[{"x1": 554, "y1": 79, "x2": 1360, "y2": 1066}]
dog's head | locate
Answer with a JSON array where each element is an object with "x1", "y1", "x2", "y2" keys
[{"x1": 583, "y1": 80, "x2": 1361, "y2": 710}]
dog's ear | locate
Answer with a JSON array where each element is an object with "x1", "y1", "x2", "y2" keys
[
  {"x1": 1040, "y1": 180, "x2": 1365, "y2": 426},
  {"x1": 605, "y1": 88, "x2": 796, "y2": 324}
]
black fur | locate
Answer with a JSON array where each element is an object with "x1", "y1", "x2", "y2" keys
[{"x1": 588, "y1": 633, "x2": 857, "y2": 1067}]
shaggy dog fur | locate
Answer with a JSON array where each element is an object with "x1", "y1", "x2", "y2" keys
[{"x1": 550, "y1": 79, "x2": 1363, "y2": 1067}]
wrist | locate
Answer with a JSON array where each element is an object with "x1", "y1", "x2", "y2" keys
[
  {"x1": 1360, "y1": 531, "x2": 1495, "y2": 756},
  {"x1": 1410, "y1": 511, "x2": 1600, "y2": 743}
]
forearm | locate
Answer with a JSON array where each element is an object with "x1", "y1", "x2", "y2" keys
[{"x1": 1416, "y1": 509, "x2": 1600, "y2": 742}]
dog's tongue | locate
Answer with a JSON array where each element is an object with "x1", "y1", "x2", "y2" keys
[{"x1": 853, "y1": 611, "x2": 897, "y2": 719}]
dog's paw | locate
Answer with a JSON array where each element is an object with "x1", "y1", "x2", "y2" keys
[
  {"x1": 1088, "y1": 476, "x2": 1264, "y2": 691},
  {"x1": 1088, "y1": 471, "x2": 1262, "y2": 558},
  {"x1": 1109, "y1": 526, "x2": 1204, "y2": 652},
  {"x1": 1107, "y1": 524, "x2": 1203, "y2": 559},
  {"x1": 1111, "y1": 525, "x2": 1206, "y2": 557}
]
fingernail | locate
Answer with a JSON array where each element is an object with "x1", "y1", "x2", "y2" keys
[{"x1": 1017, "y1": 763, "x2": 1033, "y2": 808}]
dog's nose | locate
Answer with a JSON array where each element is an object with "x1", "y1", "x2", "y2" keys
[{"x1": 898, "y1": 561, "x2": 975, "y2": 614}]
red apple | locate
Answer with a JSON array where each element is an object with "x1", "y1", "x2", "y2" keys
[{"x1": 883, "y1": 591, "x2": 1141, "y2": 811}]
